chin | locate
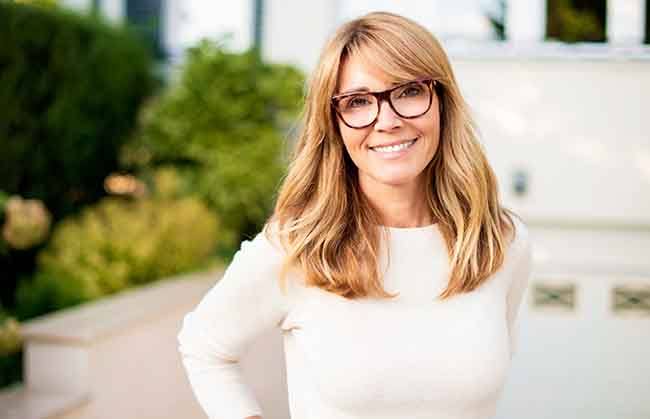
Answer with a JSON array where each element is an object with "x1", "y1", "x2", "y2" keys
[{"x1": 372, "y1": 172, "x2": 421, "y2": 187}]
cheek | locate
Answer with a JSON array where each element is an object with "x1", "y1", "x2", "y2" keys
[
  {"x1": 419, "y1": 114, "x2": 441, "y2": 144},
  {"x1": 339, "y1": 125, "x2": 368, "y2": 155},
  {"x1": 411, "y1": 119, "x2": 441, "y2": 164}
]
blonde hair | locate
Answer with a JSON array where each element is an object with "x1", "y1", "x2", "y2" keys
[{"x1": 267, "y1": 11, "x2": 518, "y2": 300}]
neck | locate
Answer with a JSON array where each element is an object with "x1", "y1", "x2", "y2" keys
[{"x1": 359, "y1": 174, "x2": 434, "y2": 228}]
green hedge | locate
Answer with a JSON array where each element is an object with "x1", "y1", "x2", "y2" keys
[
  {"x1": 122, "y1": 41, "x2": 304, "y2": 251},
  {"x1": 0, "y1": 2, "x2": 156, "y2": 220}
]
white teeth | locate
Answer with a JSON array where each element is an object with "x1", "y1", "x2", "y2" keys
[{"x1": 371, "y1": 139, "x2": 416, "y2": 153}]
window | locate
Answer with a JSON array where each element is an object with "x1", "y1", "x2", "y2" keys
[
  {"x1": 126, "y1": 0, "x2": 164, "y2": 58},
  {"x1": 546, "y1": 0, "x2": 607, "y2": 42}
]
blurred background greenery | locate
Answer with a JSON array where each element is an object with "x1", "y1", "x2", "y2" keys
[{"x1": 0, "y1": 0, "x2": 304, "y2": 388}]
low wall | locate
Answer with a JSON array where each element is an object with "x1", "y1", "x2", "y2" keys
[{"x1": 1, "y1": 270, "x2": 291, "y2": 419}]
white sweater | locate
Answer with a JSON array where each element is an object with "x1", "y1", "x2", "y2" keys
[{"x1": 177, "y1": 218, "x2": 533, "y2": 419}]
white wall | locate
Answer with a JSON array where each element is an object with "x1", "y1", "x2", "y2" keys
[
  {"x1": 496, "y1": 266, "x2": 650, "y2": 419},
  {"x1": 263, "y1": 0, "x2": 495, "y2": 71},
  {"x1": 163, "y1": 0, "x2": 253, "y2": 57},
  {"x1": 453, "y1": 57, "x2": 650, "y2": 226},
  {"x1": 262, "y1": 0, "x2": 339, "y2": 70},
  {"x1": 506, "y1": 0, "x2": 546, "y2": 42},
  {"x1": 608, "y1": 0, "x2": 647, "y2": 44},
  {"x1": 338, "y1": 0, "x2": 493, "y2": 41},
  {"x1": 61, "y1": 0, "x2": 92, "y2": 13},
  {"x1": 99, "y1": 0, "x2": 122, "y2": 23}
]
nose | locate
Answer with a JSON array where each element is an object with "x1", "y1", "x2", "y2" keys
[{"x1": 373, "y1": 98, "x2": 402, "y2": 131}]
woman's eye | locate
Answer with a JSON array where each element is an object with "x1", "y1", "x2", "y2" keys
[
  {"x1": 398, "y1": 85, "x2": 423, "y2": 98},
  {"x1": 344, "y1": 96, "x2": 371, "y2": 109}
]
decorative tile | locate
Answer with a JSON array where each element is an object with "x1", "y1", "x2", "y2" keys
[
  {"x1": 612, "y1": 285, "x2": 650, "y2": 315},
  {"x1": 532, "y1": 280, "x2": 576, "y2": 311}
]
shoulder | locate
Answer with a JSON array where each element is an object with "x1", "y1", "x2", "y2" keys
[
  {"x1": 503, "y1": 215, "x2": 533, "y2": 283},
  {"x1": 227, "y1": 222, "x2": 300, "y2": 289},
  {"x1": 493, "y1": 214, "x2": 532, "y2": 285},
  {"x1": 507, "y1": 214, "x2": 532, "y2": 258},
  {"x1": 215, "y1": 223, "x2": 296, "y2": 301},
  {"x1": 235, "y1": 222, "x2": 285, "y2": 263},
  {"x1": 214, "y1": 228, "x2": 282, "y2": 293}
]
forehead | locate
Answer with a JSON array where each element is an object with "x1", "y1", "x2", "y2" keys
[{"x1": 336, "y1": 54, "x2": 396, "y2": 94}]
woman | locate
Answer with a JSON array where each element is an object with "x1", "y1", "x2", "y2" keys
[{"x1": 177, "y1": 11, "x2": 532, "y2": 419}]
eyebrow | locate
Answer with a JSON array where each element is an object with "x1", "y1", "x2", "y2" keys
[
  {"x1": 335, "y1": 80, "x2": 406, "y2": 97},
  {"x1": 336, "y1": 86, "x2": 371, "y2": 96}
]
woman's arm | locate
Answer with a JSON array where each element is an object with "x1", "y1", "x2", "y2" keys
[{"x1": 177, "y1": 230, "x2": 290, "y2": 419}]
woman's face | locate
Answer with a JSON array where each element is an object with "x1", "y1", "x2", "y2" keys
[{"x1": 335, "y1": 54, "x2": 441, "y2": 193}]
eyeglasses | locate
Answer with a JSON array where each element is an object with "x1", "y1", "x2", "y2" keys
[{"x1": 331, "y1": 79, "x2": 436, "y2": 129}]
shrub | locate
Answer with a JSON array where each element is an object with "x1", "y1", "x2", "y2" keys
[
  {"x1": 0, "y1": 2, "x2": 156, "y2": 221},
  {"x1": 14, "y1": 270, "x2": 86, "y2": 320},
  {"x1": 0, "y1": 310, "x2": 21, "y2": 389},
  {"x1": 0, "y1": 191, "x2": 9, "y2": 257},
  {"x1": 15, "y1": 182, "x2": 220, "y2": 320},
  {"x1": 0, "y1": 3, "x2": 157, "y2": 317},
  {"x1": 0, "y1": 192, "x2": 51, "y2": 314},
  {"x1": 0, "y1": 314, "x2": 21, "y2": 356},
  {"x1": 122, "y1": 41, "x2": 304, "y2": 251}
]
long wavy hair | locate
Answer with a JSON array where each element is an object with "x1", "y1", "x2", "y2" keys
[{"x1": 267, "y1": 11, "x2": 518, "y2": 300}]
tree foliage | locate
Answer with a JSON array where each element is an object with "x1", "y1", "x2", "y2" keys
[{"x1": 123, "y1": 41, "x2": 305, "y2": 249}]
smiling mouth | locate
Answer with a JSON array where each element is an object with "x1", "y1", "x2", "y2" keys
[{"x1": 369, "y1": 138, "x2": 418, "y2": 153}]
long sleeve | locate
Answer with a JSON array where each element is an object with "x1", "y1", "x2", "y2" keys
[
  {"x1": 505, "y1": 218, "x2": 533, "y2": 359},
  {"x1": 177, "y1": 229, "x2": 290, "y2": 419}
]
